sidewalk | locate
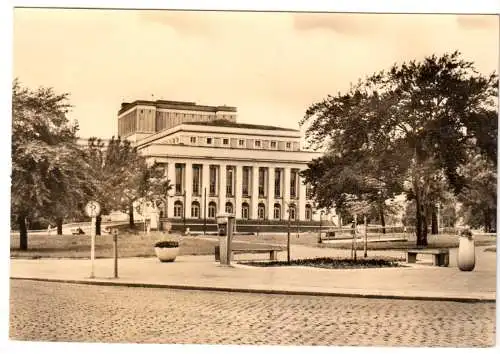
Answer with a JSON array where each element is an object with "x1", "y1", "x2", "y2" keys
[{"x1": 10, "y1": 245, "x2": 496, "y2": 302}]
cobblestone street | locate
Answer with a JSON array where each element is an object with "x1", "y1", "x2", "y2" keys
[{"x1": 10, "y1": 280, "x2": 496, "y2": 347}]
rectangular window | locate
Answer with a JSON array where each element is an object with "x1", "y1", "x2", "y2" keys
[
  {"x1": 306, "y1": 183, "x2": 313, "y2": 199},
  {"x1": 190, "y1": 137, "x2": 196, "y2": 143},
  {"x1": 274, "y1": 169, "x2": 281, "y2": 198},
  {"x1": 271, "y1": 141, "x2": 277, "y2": 149},
  {"x1": 175, "y1": 164, "x2": 184, "y2": 194},
  {"x1": 192, "y1": 165, "x2": 201, "y2": 196},
  {"x1": 209, "y1": 166, "x2": 217, "y2": 195},
  {"x1": 226, "y1": 167, "x2": 234, "y2": 196},
  {"x1": 255, "y1": 140, "x2": 261, "y2": 148},
  {"x1": 207, "y1": 137, "x2": 212, "y2": 145},
  {"x1": 290, "y1": 170, "x2": 297, "y2": 198},
  {"x1": 286, "y1": 142, "x2": 291, "y2": 149},
  {"x1": 258, "y1": 168, "x2": 266, "y2": 197},
  {"x1": 238, "y1": 139, "x2": 245, "y2": 146},
  {"x1": 242, "y1": 167, "x2": 250, "y2": 196},
  {"x1": 223, "y1": 138, "x2": 229, "y2": 145}
]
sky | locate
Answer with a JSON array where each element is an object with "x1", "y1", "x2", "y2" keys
[{"x1": 12, "y1": 8, "x2": 500, "y2": 140}]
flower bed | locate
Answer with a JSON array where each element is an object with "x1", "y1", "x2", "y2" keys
[{"x1": 239, "y1": 257, "x2": 402, "y2": 269}]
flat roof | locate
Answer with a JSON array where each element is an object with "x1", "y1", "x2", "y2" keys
[
  {"x1": 118, "y1": 99, "x2": 237, "y2": 115},
  {"x1": 183, "y1": 120, "x2": 299, "y2": 132}
]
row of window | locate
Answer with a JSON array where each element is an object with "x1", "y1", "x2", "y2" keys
[
  {"x1": 168, "y1": 136, "x2": 294, "y2": 150},
  {"x1": 174, "y1": 164, "x2": 308, "y2": 200},
  {"x1": 173, "y1": 201, "x2": 313, "y2": 221}
]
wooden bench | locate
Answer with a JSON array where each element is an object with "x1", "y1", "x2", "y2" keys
[
  {"x1": 407, "y1": 248, "x2": 449, "y2": 267},
  {"x1": 71, "y1": 227, "x2": 85, "y2": 235},
  {"x1": 214, "y1": 246, "x2": 284, "y2": 261}
]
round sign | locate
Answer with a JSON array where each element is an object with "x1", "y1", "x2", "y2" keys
[{"x1": 85, "y1": 201, "x2": 101, "y2": 218}]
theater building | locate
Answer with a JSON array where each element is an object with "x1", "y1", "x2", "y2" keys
[{"x1": 118, "y1": 99, "x2": 329, "y2": 222}]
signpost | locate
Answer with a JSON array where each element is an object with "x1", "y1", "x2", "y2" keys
[
  {"x1": 112, "y1": 228, "x2": 119, "y2": 278},
  {"x1": 85, "y1": 201, "x2": 101, "y2": 278}
]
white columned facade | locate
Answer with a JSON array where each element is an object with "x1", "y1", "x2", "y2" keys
[
  {"x1": 167, "y1": 162, "x2": 176, "y2": 219},
  {"x1": 267, "y1": 167, "x2": 275, "y2": 220},
  {"x1": 283, "y1": 167, "x2": 291, "y2": 219},
  {"x1": 185, "y1": 162, "x2": 193, "y2": 218},
  {"x1": 298, "y1": 175, "x2": 307, "y2": 220},
  {"x1": 235, "y1": 164, "x2": 242, "y2": 218},
  {"x1": 218, "y1": 163, "x2": 227, "y2": 215},
  {"x1": 251, "y1": 165, "x2": 259, "y2": 219},
  {"x1": 201, "y1": 163, "x2": 210, "y2": 220}
]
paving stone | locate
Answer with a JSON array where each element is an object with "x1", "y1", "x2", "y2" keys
[{"x1": 9, "y1": 279, "x2": 495, "y2": 347}]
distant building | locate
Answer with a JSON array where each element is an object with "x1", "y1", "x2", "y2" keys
[{"x1": 116, "y1": 99, "x2": 332, "y2": 222}]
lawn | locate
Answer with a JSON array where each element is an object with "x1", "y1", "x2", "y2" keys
[
  {"x1": 10, "y1": 231, "x2": 268, "y2": 259},
  {"x1": 204, "y1": 231, "x2": 497, "y2": 250},
  {"x1": 319, "y1": 233, "x2": 497, "y2": 250},
  {"x1": 10, "y1": 230, "x2": 496, "y2": 259}
]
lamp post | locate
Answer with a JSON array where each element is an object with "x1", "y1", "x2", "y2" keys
[{"x1": 319, "y1": 210, "x2": 324, "y2": 243}]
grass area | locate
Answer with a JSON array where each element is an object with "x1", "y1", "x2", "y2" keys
[
  {"x1": 10, "y1": 229, "x2": 496, "y2": 259},
  {"x1": 239, "y1": 257, "x2": 402, "y2": 269},
  {"x1": 205, "y1": 232, "x2": 497, "y2": 250},
  {"x1": 10, "y1": 230, "x2": 277, "y2": 259},
  {"x1": 320, "y1": 233, "x2": 497, "y2": 250},
  {"x1": 484, "y1": 247, "x2": 497, "y2": 252}
]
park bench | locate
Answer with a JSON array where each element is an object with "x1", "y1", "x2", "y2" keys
[
  {"x1": 214, "y1": 245, "x2": 284, "y2": 261},
  {"x1": 407, "y1": 248, "x2": 449, "y2": 267},
  {"x1": 71, "y1": 227, "x2": 85, "y2": 235}
]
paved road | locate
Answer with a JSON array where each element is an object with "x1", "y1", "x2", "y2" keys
[{"x1": 10, "y1": 280, "x2": 495, "y2": 347}]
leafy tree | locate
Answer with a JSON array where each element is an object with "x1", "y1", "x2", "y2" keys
[
  {"x1": 85, "y1": 136, "x2": 149, "y2": 233},
  {"x1": 142, "y1": 161, "x2": 173, "y2": 214},
  {"x1": 301, "y1": 52, "x2": 497, "y2": 246},
  {"x1": 11, "y1": 80, "x2": 95, "y2": 249},
  {"x1": 457, "y1": 153, "x2": 496, "y2": 232}
]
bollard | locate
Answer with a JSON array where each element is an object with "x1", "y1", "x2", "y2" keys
[{"x1": 112, "y1": 229, "x2": 119, "y2": 278}]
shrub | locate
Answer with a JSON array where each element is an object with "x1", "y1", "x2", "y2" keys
[{"x1": 154, "y1": 241, "x2": 179, "y2": 248}]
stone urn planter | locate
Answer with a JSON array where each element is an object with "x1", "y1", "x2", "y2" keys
[
  {"x1": 457, "y1": 229, "x2": 475, "y2": 271},
  {"x1": 154, "y1": 240, "x2": 180, "y2": 262}
]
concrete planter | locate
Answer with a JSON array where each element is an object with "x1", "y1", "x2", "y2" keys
[
  {"x1": 154, "y1": 246, "x2": 179, "y2": 262},
  {"x1": 457, "y1": 230, "x2": 475, "y2": 271}
]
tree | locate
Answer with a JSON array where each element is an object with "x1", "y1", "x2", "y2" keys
[
  {"x1": 301, "y1": 52, "x2": 497, "y2": 246},
  {"x1": 457, "y1": 153, "x2": 496, "y2": 232},
  {"x1": 11, "y1": 80, "x2": 95, "y2": 249},
  {"x1": 85, "y1": 136, "x2": 149, "y2": 233},
  {"x1": 142, "y1": 161, "x2": 173, "y2": 214}
]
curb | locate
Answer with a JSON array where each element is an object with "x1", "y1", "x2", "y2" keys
[{"x1": 11, "y1": 277, "x2": 496, "y2": 303}]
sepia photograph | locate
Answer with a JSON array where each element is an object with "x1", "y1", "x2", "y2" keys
[{"x1": 5, "y1": 0, "x2": 499, "y2": 351}]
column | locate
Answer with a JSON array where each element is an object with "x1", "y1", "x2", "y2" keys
[
  {"x1": 185, "y1": 162, "x2": 192, "y2": 218},
  {"x1": 202, "y1": 163, "x2": 210, "y2": 219},
  {"x1": 218, "y1": 163, "x2": 226, "y2": 215},
  {"x1": 283, "y1": 167, "x2": 291, "y2": 219},
  {"x1": 235, "y1": 164, "x2": 242, "y2": 218},
  {"x1": 267, "y1": 167, "x2": 275, "y2": 220},
  {"x1": 167, "y1": 162, "x2": 176, "y2": 219},
  {"x1": 251, "y1": 165, "x2": 259, "y2": 219},
  {"x1": 298, "y1": 174, "x2": 307, "y2": 221}
]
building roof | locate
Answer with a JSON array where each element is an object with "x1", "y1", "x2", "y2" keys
[
  {"x1": 118, "y1": 99, "x2": 237, "y2": 115},
  {"x1": 183, "y1": 120, "x2": 299, "y2": 132}
]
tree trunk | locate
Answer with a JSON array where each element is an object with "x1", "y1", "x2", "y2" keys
[
  {"x1": 18, "y1": 214, "x2": 28, "y2": 250},
  {"x1": 484, "y1": 209, "x2": 491, "y2": 233},
  {"x1": 95, "y1": 215, "x2": 101, "y2": 236},
  {"x1": 415, "y1": 193, "x2": 428, "y2": 247},
  {"x1": 378, "y1": 202, "x2": 386, "y2": 234},
  {"x1": 56, "y1": 217, "x2": 63, "y2": 235},
  {"x1": 129, "y1": 204, "x2": 135, "y2": 229},
  {"x1": 431, "y1": 207, "x2": 438, "y2": 235}
]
